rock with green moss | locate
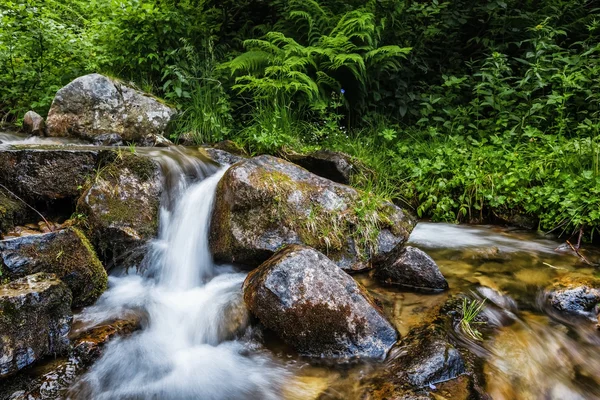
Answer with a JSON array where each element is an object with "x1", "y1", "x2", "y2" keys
[
  {"x1": 0, "y1": 148, "x2": 103, "y2": 205},
  {"x1": 77, "y1": 154, "x2": 162, "y2": 269},
  {"x1": 243, "y1": 244, "x2": 397, "y2": 360},
  {"x1": 0, "y1": 228, "x2": 107, "y2": 307},
  {"x1": 0, "y1": 273, "x2": 72, "y2": 379},
  {"x1": 0, "y1": 191, "x2": 29, "y2": 234},
  {"x1": 210, "y1": 155, "x2": 415, "y2": 271},
  {"x1": 46, "y1": 74, "x2": 175, "y2": 146}
]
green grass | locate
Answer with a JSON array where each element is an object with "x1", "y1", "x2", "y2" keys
[{"x1": 460, "y1": 297, "x2": 487, "y2": 341}]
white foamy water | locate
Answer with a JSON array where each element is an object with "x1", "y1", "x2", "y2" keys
[
  {"x1": 71, "y1": 155, "x2": 289, "y2": 399},
  {"x1": 409, "y1": 222, "x2": 560, "y2": 254}
]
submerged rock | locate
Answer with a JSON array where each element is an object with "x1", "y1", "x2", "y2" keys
[
  {"x1": 46, "y1": 73, "x2": 176, "y2": 145},
  {"x1": 243, "y1": 245, "x2": 397, "y2": 360},
  {"x1": 361, "y1": 299, "x2": 487, "y2": 400},
  {"x1": 0, "y1": 273, "x2": 72, "y2": 379},
  {"x1": 286, "y1": 150, "x2": 356, "y2": 184},
  {"x1": 77, "y1": 154, "x2": 162, "y2": 269},
  {"x1": 0, "y1": 148, "x2": 103, "y2": 205},
  {"x1": 0, "y1": 228, "x2": 107, "y2": 307},
  {"x1": 545, "y1": 275, "x2": 600, "y2": 319},
  {"x1": 210, "y1": 155, "x2": 415, "y2": 271},
  {"x1": 23, "y1": 111, "x2": 45, "y2": 136},
  {"x1": 374, "y1": 246, "x2": 449, "y2": 292}
]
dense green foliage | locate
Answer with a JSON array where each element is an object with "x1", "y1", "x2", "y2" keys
[{"x1": 2, "y1": 0, "x2": 600, "y2": 239}]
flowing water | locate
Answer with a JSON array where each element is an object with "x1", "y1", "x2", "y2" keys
[{"x1": 2, "y1": 130, "x2": 599, "y2": 399}]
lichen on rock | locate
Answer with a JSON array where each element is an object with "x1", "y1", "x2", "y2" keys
[
  {"x1": 77, "y1": 153, "x2": 162, "y2": 269},
  {"x1": 0, "y1": 273, "x2": 72, "y2": 379},
  {"x1": 210, "y1": 155, "x2": 415, "y2": 271},
  {"x1": 46, "y1": 73, "x2": 176, "y2": 145},
  {"x1": 0, "y1": 227, "x2": 107, "y2": 307}
]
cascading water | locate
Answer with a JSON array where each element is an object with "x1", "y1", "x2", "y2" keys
[{"x1": 69, "y1": 151, "x2": 290, "y2": 399}]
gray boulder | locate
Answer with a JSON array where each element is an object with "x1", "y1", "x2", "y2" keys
[
  {"x1": 77, "y1": 154, "x2": 162, "y2": 268},
  {"x1": 210, "y1": 155, "x2": 415, "y2": 271},
  {"x1": 0, "y1": 273, "x2": 72, "y2": 378},
  {"x1": 0, "y1": 228, "x2": 107, "y2": 307},
  {"x1": 22, "y1": 111, "x2": 45, "y2": 136},
  {"x1": 375, "y1": 246, "x2": 449, "y2": 292},
  {"x1": 243, "y1": 245, "x2": 397, "y2": 359},
  {"x1": 46, "y1": 74, "x2": 175, "y2": 145}
]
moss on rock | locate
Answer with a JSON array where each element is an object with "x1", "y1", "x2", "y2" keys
[
  {"x1": 77, "y1": 153, "x2": 162, "y2": 269},
  {"x1": 210, "y1": 155, "x2": 415, "y2": 271},
  {"x1": 0, "y1": 228, "x2": 107, "y2": 307}
]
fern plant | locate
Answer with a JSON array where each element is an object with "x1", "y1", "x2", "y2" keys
[{"x1": 224, "y1": 1, "x2": 411, "y2": 126}]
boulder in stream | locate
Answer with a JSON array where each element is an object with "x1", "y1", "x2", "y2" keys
[
  {"x1": 46, "y1": 73, "x2": 176, "y2": 145},
  {"x1": 77, "y1": 154, "x2": 162, "y2": 268},
  {"x1": 0, "y1": 227, "x2": 107, "y2": 307},
  {"x1": 22, "y1": 111, "x2": 45, "y2": 136},
  {"x1": 374, "y1": 246, "x2": 449, "y2": 292},
  {"x1": 243, "y1": 245, "x2": 397, "y2": 360},
  {"x1": 210, "y1": 155, "x2": 415, "y2": 271},
  {"x1": 0, "y1": 273, "x2": 72, "y2": 379}
]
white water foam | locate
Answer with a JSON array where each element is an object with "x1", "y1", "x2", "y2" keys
[{"x1": 71, "y1": 157, "x2": 289, "y2": 399}]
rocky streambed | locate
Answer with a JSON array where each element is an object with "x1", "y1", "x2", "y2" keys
[{"x1": 1, "y1": 74, "x2": 599, "y2": 399}]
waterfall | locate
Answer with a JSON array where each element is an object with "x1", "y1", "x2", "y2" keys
[{"x1": 70, "y1": 151, "x2": 289, "y2": 399}]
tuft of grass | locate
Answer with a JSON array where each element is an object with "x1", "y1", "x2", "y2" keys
[{"x1": 460, "y1": 297, "x2": 486, "y2": 341}]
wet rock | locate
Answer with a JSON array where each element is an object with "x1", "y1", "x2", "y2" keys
[
  {"x1": 545, "y1": 276, "x2": 600, "y2": 319},
  {"x1": 0, "y1": 228, "x2": 107, "y2": 307},
  {"x1": 374, "y1": 246, "x2": 449, "y2": 292},
  {"x1": 286, "y1": 150, "x2": 356, "y2": 184},
  {"x1": 46, "y1": 74, "x2": 176, "y2": 145},
  {"x1": 92, "y1": 133, "x2": 123, "y2": 146},
  {"x1": 211, "y1": 155, "x2": 415, "y2": 271},
  {"x1": 0, "y1": 148, "x2": 103, "y2": 205},
  {"x1": 0, "y1": 273, "x2": 72, "y2": 378},
  {"x1": 77, "y1": 154, "x2": 162, "y2": 269},
  {"x1": 243, "y1": 245, "x2": 397, "y2": 360},
  {"x1": 22, "y1": 111, "x2": 45, "y2": 136},
  {"x1": 0, "y1": 318, "x2": 140, "y2": 399},
  {"x1": 361, "y1": 300, "x2": 490, "y2": 400},
  {"x1": 0, "y1": 191, "x2": 29, "y2": 234}
]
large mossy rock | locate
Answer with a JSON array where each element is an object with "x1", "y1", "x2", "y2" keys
[
  {"x1": 46, "y1": 74, "x2": 176, "y2": 145},
  {"x1": 77, "y1": 154, "x2": 162, "y2": 268},
  {"x1": 0, "y1": 228, "x2": 107, "y2": 307},
  {"x1": 0, "y1": 148, "x2": 103, "y2": 205},
  {"x1": 375, "y1": 246, "x2": 449, "y2": 292},
  {"x1": 0, "y1": 273, "x2": 72, "y2": 379},
  {"x1": 210, "y1": 155, "x2": 415, "y2": 271},
  {"x1": 243, "y1": 245, "x2": 397, "y2": 360}
]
